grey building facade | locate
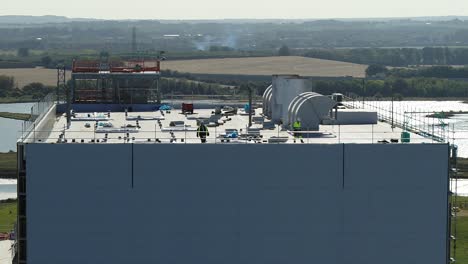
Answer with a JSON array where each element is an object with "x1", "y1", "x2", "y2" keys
[{"x1": 18, "y1": 143, "x2": 449, "y2": 264}]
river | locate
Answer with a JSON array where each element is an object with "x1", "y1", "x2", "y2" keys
[
  {"x1": 351, "y1": 100, "x2": 468, "y2": 157},
  {"x1": 0, "y1": 102, "x2": 34, "y2": 152},
  {"x1": 0, "y1": 179, "x2": 16, "y2": 200}
]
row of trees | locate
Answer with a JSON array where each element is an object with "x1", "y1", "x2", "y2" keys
[
  {"x1": 314, "y1": 78, "x2": 468, "y2": 98},
  {"x1": 160, "y1": 69, "x2": 269, "y2": 94},
  {"x1": 160, "y1": 68, "x2": 468, "y2": 98},
  {"x1": 160, "y1": 76, "x2": 468, "y2": 99},
  {"x1": 0, "y1": 76, "x2": 15, "y2": 97},
  {"x1": 159, "y1": 78, "x2": 230, "y2": 96},
  {"x1": 0, "y1": 75, "x2": 54, "y2": 99},
  {"x1": 366, "y1": 64, "x2": 468, "y2": 79},
  {"x1": 389, "y1": 66, "x2": 468, "y2": 79},
  {"x1": 304, "y1": 47, "x2": 468, "y2": 67},
  {"x1": 160, "y1": 67, "x2": 468, "y2": 98}
]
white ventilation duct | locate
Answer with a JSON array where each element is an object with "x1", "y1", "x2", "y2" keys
[
  {"x1": 271, "y1": 75, "x2": 310, "y2": 123},
  {"x1": 266, "y1": 89, "x2": 272, "y2": 118},
  {"x1": 262, "y1": 85, "x2": 273, "y2": 118},
  {"x1": 288, "y1": 92, "x2": 336, "y2": 131}
]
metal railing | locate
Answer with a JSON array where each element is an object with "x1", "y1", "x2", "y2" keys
[
  {"x1": 20, "y1": 93, "x2": 56, "y2": 141},
  {"x1": 19, "y1": 127, "x2": 450, "y2": 145},
  {"x1": 342, "y1": 96, "x2": 452, "y2": 143}
]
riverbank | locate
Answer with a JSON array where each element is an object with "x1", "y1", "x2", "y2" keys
[
  {"x1": 0, "y1": 97, "x2": 36, "y2": 104},
  {"x1": 0, "y1": 112, "x2": 30, "y2": 121},
  {"x1": 0, "y1": 153, "x2": 16, "y2": 179}
]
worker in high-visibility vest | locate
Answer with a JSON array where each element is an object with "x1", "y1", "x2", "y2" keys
[
  {"x1": 293, "y1": 119, "x2": 302, "y2": 138},
  {"x1": 197, "y1": 121, "x2": 210, "y2": 143}
]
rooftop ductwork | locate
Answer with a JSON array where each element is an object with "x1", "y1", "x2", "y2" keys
[
  {"x1": 262, "y1": 85, "x2": 273, "y2": 118},
  {"x1": 287, "y1": 92, "x2": 336, "y2": 131}
]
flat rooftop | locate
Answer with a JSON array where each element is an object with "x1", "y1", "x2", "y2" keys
[{"x1": 31, "y1": 107, "x2": 435, "y2": 145}]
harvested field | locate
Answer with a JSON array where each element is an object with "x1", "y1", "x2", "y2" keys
[
  {"x1": 0, "y1": 57, "x2": 366, "y2": 88},
  {"x1": 162, "y1": 56, "x2": 367, "y2": 77},
  {"x1": 0, "y1": 67, "x2": 70, "y2": 88}
]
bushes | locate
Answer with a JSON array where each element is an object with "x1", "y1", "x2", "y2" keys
[{"x1": 0, "y1": 75, "x2": 54, "y2": 99}]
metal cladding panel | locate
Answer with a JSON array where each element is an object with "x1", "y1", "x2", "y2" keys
[
  {"x1": 26, "y1": 144, "x2": 134, "y2": 264},
  {"x1": 132, "y1": 144, "x2": 344, "y2": 264},
  {"x1": 342, "y1": 144, "x2": 449, "y2": 264},
  {"x1": 25, "y1": 143, "x2": 449, "y2": 264}
]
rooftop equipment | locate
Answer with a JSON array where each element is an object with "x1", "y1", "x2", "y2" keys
[
  {"x1": 182, "y1": 103, "x2": 194, "y2": 114},
  {"x1": 328, "y1": 109, "x2": 378, "y2": 125},
  {"x1": 287, "y1": 92, "x2": 336, "y2": 131},
  {"x1": 271, "y1": 75, "x2": 311, "y2": 124},
  {"x1": 332, "y1": 93, "x2": 344, "y2": 103},
  {"x1": 262, "y1": 85, "x2": 273, "y2": 118}
]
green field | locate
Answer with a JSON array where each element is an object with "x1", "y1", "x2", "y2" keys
[
  {"x1": 453, "y1": 215, "x2": 468, "y2": 262},
  {"x1": 451, "y1": 196, "x2": 468, "y2": 261},
  {"x1": 0, "y1": 200, "x2": 16, "y2": 233},
  {"x1": 0, "y1": 152, "x2": 16, "y2": 178}
]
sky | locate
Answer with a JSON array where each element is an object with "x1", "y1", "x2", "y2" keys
[{"x1": 1, "y1": 0, "x2": 468, "y2": 20}]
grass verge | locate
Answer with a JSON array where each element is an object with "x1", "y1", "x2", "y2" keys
[
  {"x1": 453, "y1": 213, "x2": 468, "y2": 262},
  {"x1": 0, "y1": 96, "x2": 36, "y2": 104},
  {"x1": 0, "y1": 152, "x2": 16, "y2": 178},
  {"x1": 0, "y1": 199, "x2": 16, "y2": 233},
  {"x1": 0, "y1": 112, "x2": 31, "y2": 121}
]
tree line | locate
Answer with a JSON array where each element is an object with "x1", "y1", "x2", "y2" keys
[
  {"x1": 304, "y1": 47, "x2": 468, "y2": 67},
  {"x1": 314, "y1": 78, "x2": 468, "y2": 98},
  {"x1": 0, "y1": 75, "x2": 54, "y2": 99},
  {"x1": 4, "y1": 67, "x2": 468, "y2": 103},
  {"x1": 365, "y1": 64, "x2": 468, "y2": 79}
]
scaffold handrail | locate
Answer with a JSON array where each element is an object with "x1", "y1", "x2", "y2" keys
[{"x1": 72, "y1": 59, "x2": 161, "y2": 73}]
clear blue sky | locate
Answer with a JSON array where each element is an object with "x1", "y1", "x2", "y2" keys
[{"x1": 2, "y1": 0, "x2": 467, "y2": 20}]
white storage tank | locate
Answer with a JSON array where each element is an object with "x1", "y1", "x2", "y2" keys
[{"x1": 271, "y1": 75, "x2": 311, "y2": 124}]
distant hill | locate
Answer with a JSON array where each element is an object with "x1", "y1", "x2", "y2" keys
[
  {"x1": 0, "y1": 15, "x2": 98, "y2": 24},
  {"x1": 0, "y1": 15, "x2": 467, "y2": 25},
  {"x1": 336, "y1": 16, "x2": 468, "y2": 22}
]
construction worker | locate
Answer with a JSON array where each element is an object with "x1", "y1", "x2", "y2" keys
[
  {"x1": 293, "y1": 118, "x2": 304, "y2": 143},
  {"x1": 293, "y1": 118, "x2": 302, "y2": 137},
  {"x1": 197, "y1": 121, "x2": 209, "y2": 143}
]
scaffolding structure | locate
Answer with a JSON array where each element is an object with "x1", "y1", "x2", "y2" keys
[
  {"x1": 70, "y1": 59, "x2": 161, "y2": 104},
  {"x1": 450, "y1": 144, "x2": 458, "y2": 263}
]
